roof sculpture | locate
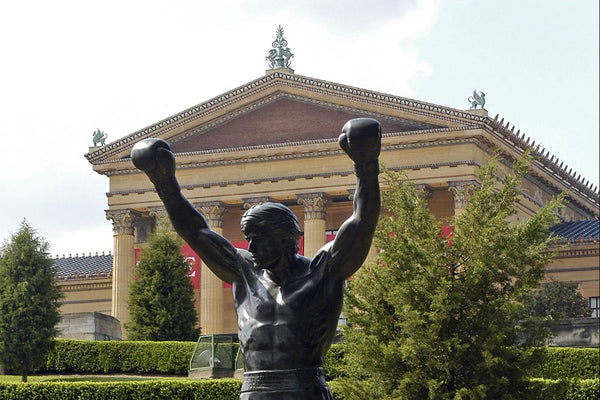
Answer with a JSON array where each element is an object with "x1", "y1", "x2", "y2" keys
[
  {"x1": 266, "y1": 25, "x2": 294, "y2": 70},
  {"x1": 468, "y1": 90, "x2": 486, "y2": 110}
]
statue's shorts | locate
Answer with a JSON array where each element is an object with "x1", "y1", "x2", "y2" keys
[{"x1": 240, "y1": 367, "x2": 334, "y2": 400}]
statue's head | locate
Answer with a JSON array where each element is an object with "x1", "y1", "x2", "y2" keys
[{"x1": 241, "y1": 202, "x2": 302, "y2": 260}]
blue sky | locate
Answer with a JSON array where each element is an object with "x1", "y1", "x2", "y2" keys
[{"x1": 0, "y1": 0, "x2": 597, "y2": 256}]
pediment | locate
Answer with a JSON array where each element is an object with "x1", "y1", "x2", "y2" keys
[
  {"x1": 169, "y1": 95, "x2": 438, "y2": 153},
  {"x1": 85, "y1": 72, "x2": 487, "y2": 164}
]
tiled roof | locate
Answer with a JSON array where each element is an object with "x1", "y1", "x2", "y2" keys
[
  {"x1": 53, "y1": 253, "x2": 112, "y2": 280},
  {"x1": 550, "y1": 218, "x2": 599, "y2": 241}
]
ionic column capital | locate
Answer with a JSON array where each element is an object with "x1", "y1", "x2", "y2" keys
[
  {"x1": 297, "y1": 192, "x2": 330, "y2": 220},
  {"x1": 106, "y1": 209, "x2": 140, "y2": 235},
  {"x1": 195, "y1": 201, "x2": 228, "y2": 230}
]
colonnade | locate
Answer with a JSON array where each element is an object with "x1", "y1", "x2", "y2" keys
[{"x1": 106, "y1": 182, "x2": 477, "y2": 335}]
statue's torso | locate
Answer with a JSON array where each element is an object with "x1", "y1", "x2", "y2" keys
[{"x1": 233, "y1": 249, "x2": 344, "y2": 372}]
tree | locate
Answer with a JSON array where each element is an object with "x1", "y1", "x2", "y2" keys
[
  {"x1": 340, "y1": 156, "x2": 564, "y2": 399},
  {"x1": 126, "y1": 227, "x2": 199, "y2": 341},
  {"x1": 524, "y1": 278, "x2": 590, "y2": 320},
  {"x1": 0, "y1": 220, "x2": 62, "y2": 382}
]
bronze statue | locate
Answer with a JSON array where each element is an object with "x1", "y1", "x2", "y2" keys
[{"x1": 131, "y1": 118, "x2": 381, "y2": 399}]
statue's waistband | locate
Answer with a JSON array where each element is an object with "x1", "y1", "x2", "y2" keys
[{"x1": 241, "y1": 367, "x2": 327, "y2": 392}]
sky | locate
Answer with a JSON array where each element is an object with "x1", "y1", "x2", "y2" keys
[{"x1": 0, "y1": 0, "x2": 598, "y2": 257}]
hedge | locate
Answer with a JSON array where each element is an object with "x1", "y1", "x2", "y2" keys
[
  {"x1": 0, "y1": 379, "x2": 241, "y2": 400},
  {"x1": 0, "y1": 378, "x2": 596, "y2": 400},
  {"x1": 35, "y1": 340, "x2": 598, "y2": 381},
  {"x1": 535, "y1": 347, "x2": 599, "y2": 380},
  {"x1": 39, "y1": 340, "x2": 196, "y2": 375}
]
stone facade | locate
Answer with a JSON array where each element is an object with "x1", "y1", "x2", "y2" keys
[{"x1": 73, "y1": 70, "x2": 598, "y2": 336}]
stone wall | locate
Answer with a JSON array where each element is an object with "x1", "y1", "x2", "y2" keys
[
  {"x1": 57, "y1": 312, "x2": 122, "y2": 340},
  {"x1": 549, "y1": 317, "x2": 599, "y2": 347}
]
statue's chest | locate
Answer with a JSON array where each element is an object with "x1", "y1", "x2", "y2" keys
[{"x1": 241, "y1": 275, "x2": 324, "y2": 320}]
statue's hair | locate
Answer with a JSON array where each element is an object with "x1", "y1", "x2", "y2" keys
[{"x1": 240, "y1": 202, "x2": 303, "y2": 241}]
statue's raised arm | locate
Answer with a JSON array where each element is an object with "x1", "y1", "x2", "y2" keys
[
  {"x1": 328, "y1": 118, "x2": 381, "y2": 278},
  {"x1": 130, "y1": 139, "x2": 242, "y2": 284}
]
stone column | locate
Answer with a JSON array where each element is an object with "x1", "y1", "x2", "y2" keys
[
  {"x1": 195, "y1": 201, "x2": 228, "y2": 335},
  {"x1": 448, "y1": 180, "x2": 479, "y2": 216},
  {"x1": 298, "y1": 193, "x2": 329, "y2": 258},
  {"x1": 106, "y1": 209, "x2": 139, "y2": 336}
]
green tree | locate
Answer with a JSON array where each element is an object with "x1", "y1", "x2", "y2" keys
[
  {"x1": 524, "y1": 278, "x2": 591, "y2": 319},
  {"x1": 126, "y1": 227, "x2": 199, "y2": 341},
  {"x1": 0, "y1": 220, "x2": 62, "y2": 382},
  {"x1": 340, "y1": 156, "x2": 564, "y2": 399}
]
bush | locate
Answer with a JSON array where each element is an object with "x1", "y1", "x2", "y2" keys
[
  {"x1": 536, "y1": 347, "x2": 599, "y2": 380},
  {"x1": 40, "y1": 340, "x2": 195, "y2": 375},
  {"x1": 0, "y1": 379, "x2": 241, "y2": 400},
  {"x1": 530, "y1": 378, "x2": 600, "y2": 400}
]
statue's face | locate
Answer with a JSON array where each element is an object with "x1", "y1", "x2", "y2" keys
[{"x1": 245, "y1": 231, "x2": 284, "y2": 270}]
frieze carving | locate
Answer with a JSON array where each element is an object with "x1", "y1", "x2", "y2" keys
[
  {"x1": 195, "y1": 201, "x2": 227, "y2": 229},
  {"x1": 106, "y1": 209, "x2": 140, "y2": 235},
  {"x1": 297, "y1": 193, "x2": 329, "y2": 220}
]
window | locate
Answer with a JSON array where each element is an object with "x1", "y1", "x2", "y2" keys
[{"x1": 590, "y1": 297, "x2": 600, "y2": 318}]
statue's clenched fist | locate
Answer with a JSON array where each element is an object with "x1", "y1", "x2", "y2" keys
[
  {"x1": 131, "y1": 138, "x2": 176, "y2": 183},
  {"x1": 338, "y1": 118, "x2": 381, "y2": 165}
]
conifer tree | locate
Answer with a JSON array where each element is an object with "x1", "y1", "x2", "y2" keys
[
  {"x1": 0, "y1": 220, "x2": 62, "y2": 382},
  {"x1": 126, "y1": 227, "x2": 199, "y2": 341},
  {"x1": 525, "y1": 277, "x2": 591, "y2": 319},
  {"x1": 340, "y1": 156, "x2": 564, "y2": 399}
]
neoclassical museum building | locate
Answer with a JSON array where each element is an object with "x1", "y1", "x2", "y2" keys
[{"x1": 55, "y1": 36, "x2": 599, "y2": 337}]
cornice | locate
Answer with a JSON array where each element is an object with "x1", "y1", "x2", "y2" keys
[
  {"x1": 56, "y1": 280, "x2": 112, "y2": 291},
  {"x1": 480, "y1": 114, "x2": 599, "y2": 202}
]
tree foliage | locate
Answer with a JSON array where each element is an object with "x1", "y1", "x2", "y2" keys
[
  {"x1": 126, "y1": 228, "x2": 199, "y2": 341},
  {"x1": 0, "y1": 220, "x2": 62, "y2": 382},
  {"x1": 524, "y1": 278, "x2": 591, "y2": 320},
  {"x1": 340, "y1": 156, "x2": 565, "y2": 399}
]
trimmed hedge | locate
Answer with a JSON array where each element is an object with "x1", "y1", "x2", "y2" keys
[
  {"x1": 0, "y1": 378, "x2": 595, "y2": 400},
  {"x1": 0, "y1": 379, "x2": 241, "y2": 400},
  {"x1": 37, "y1": 340, "x2": 598, "y2": 380},
  {"x1": 40, "y1": 340, "x2": 196, "y2": 375},
  {"x1": 530, "y1": 378, "x2": 600, "y2": 400},
  {"x1": 535, "y1": 347, "x2": 599, "y2": 380}
]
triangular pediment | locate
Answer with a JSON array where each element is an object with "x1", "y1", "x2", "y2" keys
[
  {"x1": 169, "y1": 95, "x2": 438, "y2": 153},
  {"x1": 86, "y1": 72, "x2": 484, "y2": 164}
]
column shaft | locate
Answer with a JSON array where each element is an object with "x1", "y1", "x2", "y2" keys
[
  {"x1": 106, "y1": 209, "x2": 138, "y2": 338},
  {"x1": 196, "y1": 202, "x2": 226, "y2": 335}
]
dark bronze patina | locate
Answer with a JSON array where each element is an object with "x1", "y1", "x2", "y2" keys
[{"x1": 131, "y1": 118, "x2": 381, "y2": 399}]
